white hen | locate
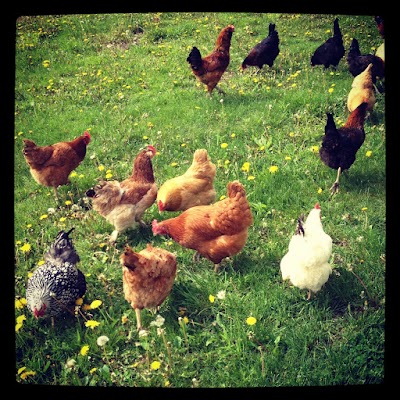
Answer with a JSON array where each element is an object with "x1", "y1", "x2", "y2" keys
[{"x1": 280, "y1": 203, "x2": 332, "y2": 300}]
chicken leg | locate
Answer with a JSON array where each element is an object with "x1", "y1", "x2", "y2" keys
[
  {"x1": 135, "y1": 308, "x2": 143, "y2": 332},
  {"x1": 330, "y1": 166, "x2": 342, "y2": 195}
]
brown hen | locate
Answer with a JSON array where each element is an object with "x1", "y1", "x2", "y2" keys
[
  {"x1": 187, "y1": 25, "x2": 235, "y2": 96},
  {"x1": 152, "y1": 180, "x2": 253, "y2": 272},
  {"x1": 22, "y1": 131, "x2": 91, "y2": 199},
  {"x1": 120, "y1": 244, "x2": 177, "y2": 331}
]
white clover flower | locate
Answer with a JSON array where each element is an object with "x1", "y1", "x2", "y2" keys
[{"x1": 47, "y1": 207, "x2": 56, "y2": 215}]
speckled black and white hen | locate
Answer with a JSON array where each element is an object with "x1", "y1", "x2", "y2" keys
[{"x1": 26, "y1": 228, "x2": 86, "y2": 322}]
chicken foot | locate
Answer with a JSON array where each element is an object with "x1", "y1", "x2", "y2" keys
[{"x1": 135, "y1": 308, "x2": 143, "y2": 332}]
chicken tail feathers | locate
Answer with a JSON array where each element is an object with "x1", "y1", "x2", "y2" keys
[{"x1": 187, "y1": 46, "x2": 202, "y2": 71}]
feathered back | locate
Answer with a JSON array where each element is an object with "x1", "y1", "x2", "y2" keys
[{"x1": 44, "y1": 228, "x2": 80, "y2": 266}]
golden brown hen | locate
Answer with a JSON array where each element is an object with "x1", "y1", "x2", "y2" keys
[
  {"x1": 85, "y1": 145, "x2": 157, "y2": 244},
  {"x1": 22, "y1": 131, "x2": 91, "y2": 199},
  {"x1": 347, "y1": 63, "x2": 376, "y2": 112},
  {"x1": 152, "y1": 180, "x2": 253, "y2": 273},
  {"x1": 187, "y1": 25, "x2": 235, "y2": 96},
  {"x1": 156, "y1": 149, "x2": 216, "y2": 212},
  {"x1": 120, "y1": 243, "x2": 177, "y2": 331}
]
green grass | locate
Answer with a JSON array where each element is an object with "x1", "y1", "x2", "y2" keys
[{"x1": 14, "y1": 12, "x2": 385, "y2": 387}]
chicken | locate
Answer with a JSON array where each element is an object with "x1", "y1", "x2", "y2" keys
[
  {"x1": 25, "y1": 228, "x2": 87, "y2": 325},
  {"x1": 346, "y1": 38, "x2": 385, "y2": 83},
  {"x1": 120, "y1": 244, "x2": 177, "y2": 331},
  {"x1": 319, "y1": 102, "x2": 368, "y2": 196},
  {"x1": 241, "y1": 23, "x2": 280, "y2": 71},
  {"x1": 187, "y1": 24, "x2": 235, "y2": 96},
  {"x1": 22, "y1": 131, "x2": 91, "y2": 199},
  {"x1": 152, "y1": 180, "x2": 253, "y2": 273},
  {"x1": 310, "y1": 18, "x2": 345, "y2": 69},
  {"x1": 156, "y1": 149, "x2": 216, "y2": 212},
  {"x1": 280, "y1": 203, "x2": 332, "y2": 300},
  {"x1": 347, "y1": 63, "x2": 376, "y2": 112},
  {"x1": 85, "y1": 145, "x2": 157, "y2": 244}
]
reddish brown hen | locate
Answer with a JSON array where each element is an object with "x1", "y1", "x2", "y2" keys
[
  {"x1": 319, "y1": 102, "x2": 368, "y2": 196},
  {"x1": 120, "y1": 244, "x2": 177, "y2": 331},
  {"x1": 152, "y1": 180, "x2": 253, "y2": 273},
  {"x1": 187, "y1": 24, "x2": 235, "y2": 96},
  {"x1": 86, "y1": 145, "x2": 157, "y2": 244},
  {"x1": 22, "y1": 131, "x2": 91, "y2": 199}
]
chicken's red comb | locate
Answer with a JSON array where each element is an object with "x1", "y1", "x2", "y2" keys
[
  {"x1": 147, "y1": 145, "x2": 156, "y2": 155},
  {"x1": 315, "y1": 203, "x2": 320, "y2": 209}
]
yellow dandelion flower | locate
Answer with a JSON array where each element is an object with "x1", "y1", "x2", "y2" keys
[
  {"x1": 39, "y1": 214, "x2": 48, "y2": 220},
  {"x1": 219, "y1": 195, "x2": 226, "y2": 200},
  {"x1": 20, "y1": 243, "x2": 31, "y2": 253},
  {"x1": 90, "y1": 368, "x2": 97, "y2": 374},
  {"x1": 151, "y1": 361, "x2": 161, "y2": 370},
  {"x1": 20, "y1": 370, "x2": 36, "y2": 380},
  {"x1": 38, "y1": 260, "x2": 45, "y2": 266},
  {"x1": 59, "y1": 217, "x2": 66, "y2": 222},
  {"x1": 121, "y1": 315, "x2": 129, "y2": 324},
  {"x1": 285, "y1": 156, "x2": 291, "y2": 161},
  {"x1": 183, "y1": 316, "x2": 189, "y2": 324},
  {"x1": 70, "y1": 171, "x2": 78, "y2": 178},
  {"x1": 231, "y1": 133, "x2": 236, "y2": 138},
  {"x1": 16, "y1": 323, "x2": 23, "y2": 332},
  {"x1": 105, "y1": 173, "x2": 113, "y2": 179},
  {"x1": 65, "y1": 200, "x2": 72, "y2": 206},
  {"x1": 90, "y1": 300, "x2": 102, "y2": 309},
  {"x1": 80, "y1": 345, "x2": 89, "y2": 356},
  {"x1": 246, "y1": 316, "x2": 257, "y2": 326},
  {"x1": 15, "y1": 298, "x2": 27, "y2": 309},
  {"x1": 221, "y1": 143, "x2": 228, "y2": 149},
  {"x1": 289, "y1": 132, "x2": 295, "y2": 137},
  {"x1": 259, "y1": 145, "x2": 265, "y2": 151},
  {"x1": 170, "y1": 162, "x2": 178, "y2": 167},
  {"x1": 318, "y1": 188, "x2": 323, "y2": 194},
  {"x1": 85, "y1": 320, "x2": 100, "y2": 329},
  {"x1": 26, "y1": 224, "x2": 32, "y2": 228},
  {"x1": 248, "y1": 175, "x2": 255, "y2": 180},
  {"x1": 209, "y1": 294, "x2": 215, "y2": 303},
  {"x1": 328, "y1": 87, "x2": 334, "y2": 93},
  {"x1": 366, "y1": 150, "x2": 372, "y2": 157},
  {"x1": 16, "y1": 315, "x2": 26, "y2": 324},
  {"x1": 277, "y1": 82, "x2": 283, "y2": 87},
  {"x1": 361, "y1": 207, "x2": 368, "y2": 211},
  {"x1": 269, "y1": 165, "x2": 278, "y2": 173},
  {"x1": 98, "y1": 165, "x2": 105, "y2": 171},
  {"x1": 241, "y1": 162, "x2": 250, "y2": 172},
  {"x1": 311, "y1": 146, "x2": 319, "y2": 153}
]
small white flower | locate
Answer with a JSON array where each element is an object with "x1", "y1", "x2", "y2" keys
[
  {"x1": 89, "y1": 153, "x2": 96, "y2": 160},
  {"x1": 96, "y1": 335, "x2": 109, "y2": 347},
  {"x1": 217, "y1": 290, "x2": 226, "y2": 300},
  {"x1": 65, "y1": 359, "x2": 76, "y2": 369},
  {"x1": 138, "y1": 329, "x2": 148, "y2": 337},
  {"x1": 150, "y1": 314, "x2": 165, "y2": 327},
  {"x1": 47, "y1": 207, "x2": 56, "y2": 214}
]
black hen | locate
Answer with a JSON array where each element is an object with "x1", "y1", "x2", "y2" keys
[
  {"x1": 241, "y1": 23, "x2": 280, "y2": 70},
  {"x1": 346, "y1": 38, "x2": 385, "y2": 83},
  {"x1": 311, "y1": 18, "x2": 345, "y2": 69},
  {"x1": 26, "y1": 228, "x2": 86, "y2": 323},
  {"x1": 319, "y1": 102, "x2": 368, "y2": 195}
]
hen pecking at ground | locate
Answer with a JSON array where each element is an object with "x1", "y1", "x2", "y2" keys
[{"x1": 152, "y1": 180, "x2": 253, "y2": 273}]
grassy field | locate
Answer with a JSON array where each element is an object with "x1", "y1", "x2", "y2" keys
[{"x1": 14, "y1": 12, "x2": 385, "y2": 388}]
